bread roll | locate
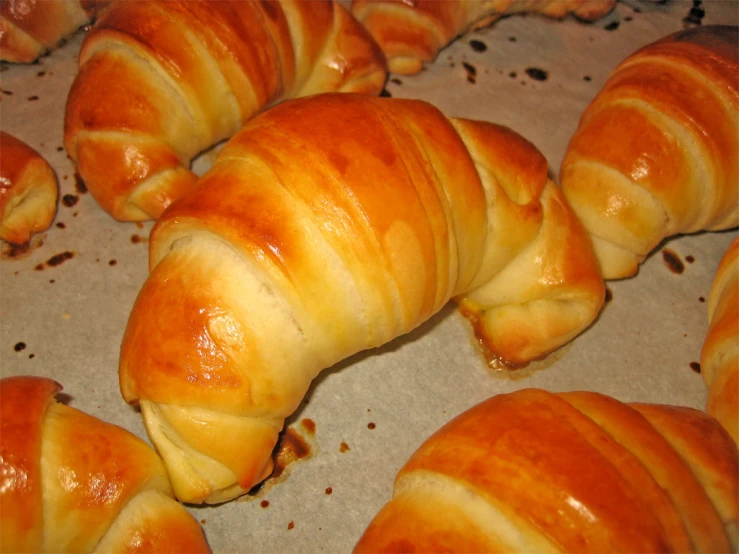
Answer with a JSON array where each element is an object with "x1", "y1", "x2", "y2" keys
[
  {"x1": 560, "y1": 25, "x2": 739, "y2": 279},
  {"x1": 0, "y1": 0, "x2": 109, "y2": 63},
  {"x1": 701, "y1": 237, "x2": 739, "y2": 444},
  {"x1": 0, "y1": 375, "x2": 211, "y2": 553},
  {"x1": 63, "y1": 0, "x2": 387, "y2": 222},
  {"x1": 119, "y1": 93, "x2": 605, "y2": 504},
  {"x1": 351, "y1": 0, "x2": 616, "y2": 75},
  {"x1": 355, "y1": 388, "x2": 738, "y2": 553},
  {"x1": 0, "y1": 131, "x2": 58, "y2": 245}
]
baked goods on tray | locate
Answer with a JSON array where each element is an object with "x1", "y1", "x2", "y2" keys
[
  {"x1": 0, "y1": 0, "x2": 109, "y2": 63},
  {"x1": 0, "y1": 376, "x2": 211, "y2": 553},
  {"x1": 354, "y1": 388, "x2": 738, "y2": 553},
  {"x1": 701, "y1": 237, "x2": 739, "y2": 444},
  {"x1": 0, "y1": 131, "x2": 58, "y2": 245},
  {"x1": 560, "y1": 25, "x2": 739, "y2": 279},
  {"x1": 350, "y1": 0, "x2": 616, "y2": 75},
  {"x1": 63, "y1": 0, "x2": 387, "y2": 222},
  {"x1": 118, "y1": 93, "x2": 605, "y2": 505}
]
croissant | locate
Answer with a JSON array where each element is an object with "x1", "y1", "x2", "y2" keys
[
  {"x1": 559, "y1": 25, "x2": 739, "y2": 280},
  {"x1": 0, "y1": 0, "x2": 109, "y2": 63},
  {"x1": 0, "y1": 376, "x2": 211, "y2": 553},
  {"x1": 118, "y1": 93, "x2": 605, "y2": 504},
  {"x1": 63, "y1": 0, "x2": 387, "y2": 222},
  {"x1": 350, "y1": 0, "x2": 616, "y2": 75},
  {"x1": 354, "y1": 388, "x2": 739, "y2": 553},
  {"x1": 701, "y1": 237, "x2": 739, "y2": 444},
  {"x1": 0, "y1": 131, "x2": 58, "y2": 245}
]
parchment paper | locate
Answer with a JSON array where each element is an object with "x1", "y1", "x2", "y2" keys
[{"x1": 1, "y1": 1, "x2": 738, "y2": 552}]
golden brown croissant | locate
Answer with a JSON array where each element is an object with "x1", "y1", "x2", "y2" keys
[
  {"x1": 350, "y1": 0, "x2": 616, "y2": 75},
  {"x1": 118, "y1": 93, "x2": 605, "y2": 504},
  {"x1": 0, "y1": 131, "x2": 58, "y2": 245},
  {"x1": 0, "y1": 0, "x2": 109, "y2": 63},
  {"x1": 63, "y1": 0, "x2": 387, "y2": 222},
  {"x1": 701, "y1": 237, "x2": 739, "y2": 444},
  {"x1": 560, "y1": 25, "x2": 739, "y2": 280},
  {"x1": 354, "y1": 388, "x2": 739, "y2": 553},
  {"x1": 0, "y1": 376, "x2": 211, "y2": 553}
]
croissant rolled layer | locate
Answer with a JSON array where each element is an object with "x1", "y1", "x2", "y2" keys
[
  {"x1": 560, "y1": 25, "x2": 739, "y2": 279},
  {"x1": 0, "y1": 376, "x2": 211, "y2": 553},
  {"x1": 63, "y1": 0, "x2": 387, "y2": 222},
  {"x1": 354, "y1": 388, "x2": 739, "y2": 553},
  {"x1": 119, "y1": 93, "x2": 605, "y2": 504},
  {"x1": 350, "y1": 0, "x2": 616, "y2": 75}
]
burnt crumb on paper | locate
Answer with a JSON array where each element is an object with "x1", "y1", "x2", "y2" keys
[
  {"x1": 469, "y1": 39, "x2": 487, "y2": 52},
  {"x1": 34, "y1": 251, "x2": 75, "y2": 271},
  {"x1": 367, "y1": 422, "x2": 376, "y2": 430},
  {"x1": 27, "y1": 95, "x2": 39, "y2": 101},
  {"x1": 260, "y1": 500, "x2": 270, "y2": 508},
  {"x1": 325, "y1": 487, "x2": 333, "y2": 495},
  {"x1": 662, "y1": 248, "x2": 685, "y2": 274},
  {"x1": 380, "y1": 88, "x2": 392, "y2": 97},
  {"x1": 62, "y1": 194, "x2": 79, "y2": 208},
  {"x1": 462, "y1": 61, "x2": 477, "y2": 83},
  {"x1": 699, "y1": 296, "x2": 705, "y2": 303},
  {"x1": 509, "y1": 71, "x2": 517, "y2": 79},
  {"x1": 508, "y1": 36, "x2": 517, "y2": 42},
  {"x1": 604, "y1": 20, "x2": 620, "y2": 31},
  {"x1": 683, "y1": 0, "x2": 705, "y2": 26},
  {"x1": 584, "y1": 75, "x2": 592, "y2": 82},
  {"x1": 1, "y1": 89, "x2": 12, "y2": 95},
  {"x1": 605, "y1": 287, "x2": 613, "y2": 303},
  {"x1": 339, "y1": 441, "x2": 350, "y2": 453},
  {"x1": 685, "y1": 255, "x2": 695, "y2": 264},
  {"x1": 56, "y1": 222, "x2": 66, "y2": 229},
  {"x1": 525, "y1": 67, "x2": 548, "y2": 82},
  {"x1": 37, "y1": 71, "x2": 46, "y2": 77},
  {"x1": 389, "y1": 77, "x2": 402, "y2": 85},
  {"x1": 75, "y1": 173, "x2": 88, "y2": 194},
  {"x1": 108, "y1": 259, "x2": 117, "y2": 266},
  {"x1": 131, "y1": 234, "x2": 147, "y2": 244},
  {"x1": 14, "y1": 342, "x2": 26, "y2": 352},
  {"x1": 690, "y1": 362, "x2": 701, "y2": 374},
  {"x1": 287, "y1": 521, "x2": 295, "y2": 531}
]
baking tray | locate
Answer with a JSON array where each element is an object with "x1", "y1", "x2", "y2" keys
[{"x1": 1, "y1": 1, "x2": 737, "y2": 552}]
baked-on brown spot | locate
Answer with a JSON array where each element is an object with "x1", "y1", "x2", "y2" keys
[
  {"x1": 27, "y1": 95, "x2": 39, "y2": 101},
  {"x1": 604, "y1": 21, "x2": 620, "y2": 31},
  {"x1": 14, "y1": 342, "x2": 26, "y2": 352},
  {"x1": 683, "y1": 0, "x2": 704, "y2": 26},
  {"x1": 62, "y1": 194, "x2": 79, "y2": 207},
  {"x1": 35, "y1": 251, "x2": 75, "y2": 270},
  {"x1": 260, "y1": 500, "x2": 269, "y2": 508},
  {"x1": 662, "y1": 248, "x2": 685, "y2": 274},
  {"x1": 525, "y1": 67, "x2": 548, "y2": 81},
  {"x1": 339, "y1": 441, "x2": 350, "y2": 453},
  {"x1": 325, "y1": 487, "x2": 333, "y2": 495},
  {"x1": 469, "y1": 39, "x2": 487, "y2": 52},
  {"x1": 287, "y1": 521, "x2": 295, "y2": 531},
  {"x1": 685, "y1": 255, "x2": 695, "y2": 263},
  {"x1": 367, "y1": 422, "x2": 376, "y2": 430},
  {"x1": 605, "y1": 287, "x2": 613, "y2": 303},
  {"x1": 462, "y1": 62, "x2": 477, "y2": 84},
  {"x1": 690, "y1": 362, "x2": 701, "y2": 373}
]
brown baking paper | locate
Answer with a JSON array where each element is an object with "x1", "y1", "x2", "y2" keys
[{"x1": 1, "y1": 1, "x2": 737, "y2": 552}]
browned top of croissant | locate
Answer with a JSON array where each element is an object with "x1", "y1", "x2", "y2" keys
[
  {"x1": 0, "y1": 376, "x2": 211, "y2": 553},
  {"x1": 560, "y1": 25, "x2": 739, "y2": 279},
  {"x1": 355, "y1": 388, "x2": 739, "y2": 553},
  {"x1": 0, "y1": 131, "x2": 58, "y2": 245}
]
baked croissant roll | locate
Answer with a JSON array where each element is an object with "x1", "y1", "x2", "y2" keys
[
  {"x1": 350, "y1": 0, "x2": 616, "y2": 75},
  {"x1": 0, "y1": 376, "x2": 211, "y2": 553},
  {"x1": 701, "y1": 237, "x2": 739, "y2": 444},
  {"x1": 354, "y1": 388, "x2": 739, "y2": 553},
  {"x1": 560, "y1": 25, "x2": 739, "y2": 280},
  {"x1": 0, "y1": 131, "x2": 58, "y2": 245},
  {"x1": 119, "y1": 93, "x2": 605, "y2": 504},
  {"x1": 0, "y1": 0, "x2": 109, "y2": 63},
  {"x1": 63, "y1": 0, "x2": 387, "y2": 222}
]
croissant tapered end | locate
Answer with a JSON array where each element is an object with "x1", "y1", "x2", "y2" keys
[
  {"x1": 355, "y1": 388, "x2": 738, "y2": 553},
  {"x1": 63, "y1": 0, "x2": 386, "y2": 222},
  {"x1": 560, "y1": 25, "x2": 739, "y2": 280},
  {"x1": 701, "y1": 237, "x2": 739, "y2": 444},
  {"x1": 0, "y1": 132, "x2": 59, "y2": 245},
  {"x1": 350, "y1": 0, "x2": 615, "y2": 75},
  {"x1": 0, "y1": 376, "x2": 211, "y2": 553}
]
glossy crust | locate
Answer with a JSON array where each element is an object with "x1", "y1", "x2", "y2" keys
[
  {"x1": 0, "y1": 0, "x2": 108, "y2": 63},
  {"x1": 118, "y1": 93, "x2": 604, "y2": 504},
  {"x1": 0, "y1": 376, "x2": 211, "y2": 553},
  {"x1": 354, "y1": 388, "x2": 739, "y2": 553},
  {"x1": 350, "y1": 0, "x2": 616, "y2": 74},
  {"x1": 560, "y1": 25, "x2": 739, "y2": 279},
  {"x1": 0, "y1": 131, "x2": 58, "y2": 245},
  {"x1": 701, "y1": 237, "x2": 739, "y2": 444},
  {"x1": 63, "y1": 0, "x2": 387, "y2": 222}
]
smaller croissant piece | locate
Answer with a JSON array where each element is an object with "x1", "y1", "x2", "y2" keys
[
  {"x1": 63, "y1": 0, "x2": 387, "y2": 222},
  {"x1": 0, "y1": 376, "x2": 211, "y2": 553},
  {"x1": 701, "y1": 237, "x2": 739, "y2": 444},
  {"x1": 354, "y1": 388, "x2": 739, "y2": 553},
  {"x1": 119, "y1": 93, "x2": 604, "y2": 504},
  {"x1": 350, "y1": 0, "x2": 616, "y2": 75},
  {"x1": 0, "y1": 0, "x2": 109, "y2": 63},
  {"x1": 0, "y1": 131, "x2": 58, "y2": 245},
  {"x1": 560, "y1": 25, "x2": 739, "y2": 280}
]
